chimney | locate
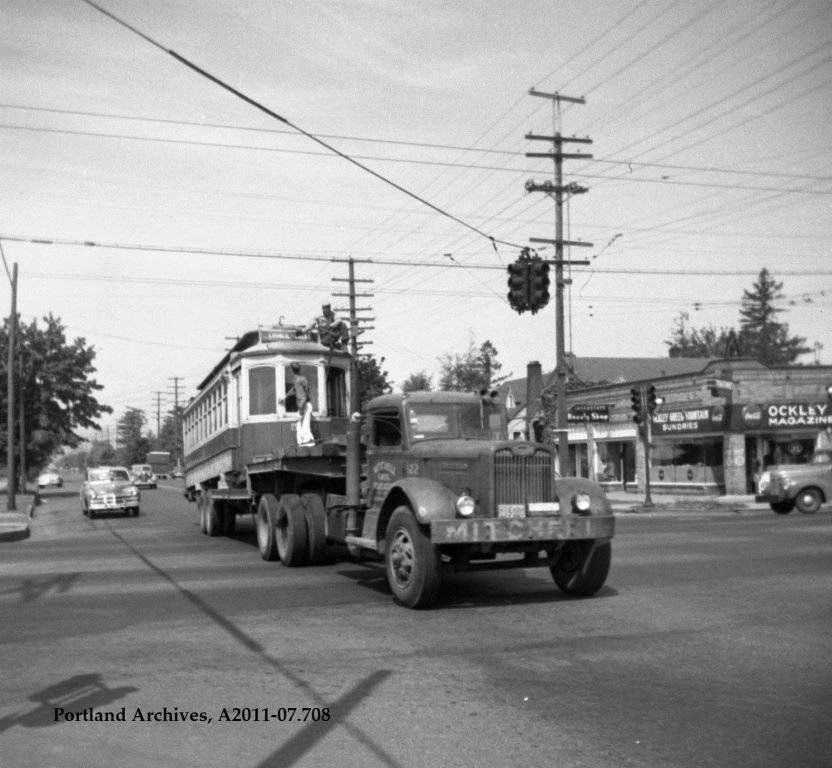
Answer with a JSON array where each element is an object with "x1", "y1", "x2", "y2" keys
[{"x1": 525, "y1": 361, "x2": 543, "y2": 441}]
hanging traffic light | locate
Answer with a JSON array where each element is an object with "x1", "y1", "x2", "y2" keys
[
  {"x1": 528, "y1": 258, "x2": 550, "y2": 314},
  {"x1": 646, "y1": 384, "x2": 663, "y2": 413},
  {"x1": 506, "y1": 255, "x2": 531, "y2": 313},
  {"x1": 630, "y1": 387, "x2": 643, "y2": 424}
]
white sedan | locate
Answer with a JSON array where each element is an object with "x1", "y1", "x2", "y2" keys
[
  {"x1": 80, "y1": 467, "x2": 140, "y2": 518},
  {"x1": 37, "y1": 470, "x2": 64, "y2": 489}
]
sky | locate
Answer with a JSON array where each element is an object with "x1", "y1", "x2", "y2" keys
[{"x1": 2, "y1": 0, "x2": 831, "y2": 438}]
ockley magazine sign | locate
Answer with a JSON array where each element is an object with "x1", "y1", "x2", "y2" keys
[{"x1": 740, "y1": 402, "x2": 832, "y2": 429}]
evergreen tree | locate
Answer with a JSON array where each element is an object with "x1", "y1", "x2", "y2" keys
[{"x1": 738, "y1": 268, "x2": 810, "y2": 364}]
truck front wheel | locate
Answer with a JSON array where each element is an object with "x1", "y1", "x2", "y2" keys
[
  {"x1": 551, "y1": 540, "x2": 611, "y2": 597},
  {"x1": 257, "y1": 494, "x2": 279, "y2": 561},
  {"x1": 770, "y1": 500, "x2": 794, "y2": 515},
  {"x1": 385, "y1": 507, "x2": 441, "y2": 609}
]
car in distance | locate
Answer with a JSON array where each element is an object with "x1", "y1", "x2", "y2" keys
[
  {"x1": 81, "y1": 466, "x2": 140, "y2": 518},
  {"x1": 37, "y1": 470, "x2": 64, "y2": 489},
  {"x1": 756, "y1": 449, "x2": 832, "y2": 514},
  {"x1": 130, "y1": 464, "x2": 157, "y2": 489}
]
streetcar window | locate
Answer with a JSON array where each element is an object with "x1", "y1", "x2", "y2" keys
[
  {"x1": 249, "y1": 365, "x2": 276, "y2": 415},
  {"x1": 282, "y1": 363, "x2": 319, "y2": 413}
]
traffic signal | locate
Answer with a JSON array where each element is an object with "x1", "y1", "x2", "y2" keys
[
  {"x1": 630, "y1": 387, "x2": 643, "y2": 424},
  {"x1": 506, "y1": 258, "x2": 531, "y2": 313},
  {"x1": 646, "y1": 384, "x2": 663, "y2": 413},
  {"x1": 528, "y1": 258, "x2": 550, "y2": 314}
]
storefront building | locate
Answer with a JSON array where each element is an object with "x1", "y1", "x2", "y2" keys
[{"x1": 506, "y1": 357, "x2": 832, "y2": 496}]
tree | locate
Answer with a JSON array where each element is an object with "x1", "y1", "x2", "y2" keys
[
  {"x1": 115, "y1": 407, "x2": 152, "y2": 466},
  {"x1": 157, "y1": 407, "x2": 184, "y2": 458},
  {"x1": 438, "y1": 337, "x2": 508, "y2": 392},
  {"x1": 664, "y1": 270, "x2": 813, "y2": 364},
  {"x1": 738, "y1": 268, "x2": 811, "y2": 364},
  {"x1": 0, "y1": 313, "x2": 112, "y2": 475},
  {"x1": 665, "y1": 312, "x2": 733, "y2": 358},
  {"x1": 401, "y1": 371, "x2": 432, "y2": 393},
  {"x1": 356, "y1": 354, "x2": 392, "y2": 410}
]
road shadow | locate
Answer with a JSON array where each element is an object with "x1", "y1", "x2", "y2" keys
[
  {"x1": 0, "y1": 673, "x2": 138, "y2": 732},
  {"x1": 0, "y1": 572, "x2": 81, "y2": 603}
]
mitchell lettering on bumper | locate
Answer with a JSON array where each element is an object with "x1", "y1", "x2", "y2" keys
[{"x1": 430, "y1": 514, "x2": 615, "y2": 544}]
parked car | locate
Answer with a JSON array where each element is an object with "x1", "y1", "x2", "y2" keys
[
  {"x1": 130, "y1": 464, "x2": 157, "y2": 489},
  {"x1": 37, "y1": 470, "x2": 64, "y2": 489},
  {"x1": 756, "y1": 449, "x2": 832, "y2": 514},
  {"x1": 81, "y1": 466, "x2": 140, "y2": 518}
]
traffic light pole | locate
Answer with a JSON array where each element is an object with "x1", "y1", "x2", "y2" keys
[{"x1": 526, "y1": 90, "x2": 592, "y2": 475}]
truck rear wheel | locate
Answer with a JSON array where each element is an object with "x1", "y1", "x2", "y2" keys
[
  {"x1": 795, "y1": 488, "x2": 822, "y2": 514},
  {"x1": 197, "y1": 492, "x2": 207, "y2": 533},
  {"x1": 551, "y1": 540, "x2": 611, "y2": 597},
  {"x1": 205, "y1": 494, "x2": 223, "y2": 537},
  {"x1": 385, "y1": 507, "x2": 441, "y2": 609},
  {"x1": 301, "y1": 493, "x2": 327, "y2": 565},
  {"x1": 276, "y1": 494, "x2": 307, "y2": 567},
  {"x1": 257, "y1": 494, "x2": 279, "y2": 561},
  {"x1": 222, "y1": 507, "x2": 237, "y2": 536}
]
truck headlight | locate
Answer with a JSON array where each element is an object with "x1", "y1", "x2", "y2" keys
[
  {"x1": 573, "y1": 493, "x2": 592, "y2": 513},
  {"x1": 456, "y1": 494, "x2": 476, "y2": 517}
]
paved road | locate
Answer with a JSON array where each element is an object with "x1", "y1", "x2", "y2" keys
[{"x1": 1, "y1": 482, "x2": 830, "y2": 768}]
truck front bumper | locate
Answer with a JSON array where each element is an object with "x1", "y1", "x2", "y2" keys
[{"x1": 430, "y1": 513, "x2": 614, "y2": 545}]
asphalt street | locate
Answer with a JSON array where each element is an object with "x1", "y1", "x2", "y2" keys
[{"x1": 1, "y1": 481, "x2": 830, "y2": 768}]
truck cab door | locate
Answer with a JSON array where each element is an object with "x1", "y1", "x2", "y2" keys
[{"x1": 365, "y1": 408, "x2": 405, "y2": 512}]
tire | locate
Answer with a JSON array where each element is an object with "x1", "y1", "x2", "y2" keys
[
  {"x1": 795, "y1": 487, "x2": 822, "y2": 514},
  {"x1": 222, "y1": 507, "x2": 237, "y2": 536},
  {"x1": 257, "y1": 494, "x2": 280, "y2": 561},
  {"x1": 770, "y1": 500, "x2": 794, "y2": 515},
  {"x1": 205, "y1": 494, "x2": 223, "y2": 537},
  {"x1": 301, "y1": 493, "x2": 327, "y2": 565},
  {"x1": 551, "y1": 540, "x2": 611, "y2": 597},
  {"x1": 88, "y1": 508, "x2": 95, "y2": 519},
  {"x1": 197, "y1": 491, "x2": 208, "y2": 533},
  {"x1": 385, "y1": 507, "x2": 441, "y2": 609},
  {"x1": 275, "y1": 494, "x2": 307, "y2": 567}
]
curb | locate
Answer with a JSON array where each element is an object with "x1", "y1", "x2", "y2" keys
[{"x1": 0, "y1": 499, "x2": 36, "y2": 542}]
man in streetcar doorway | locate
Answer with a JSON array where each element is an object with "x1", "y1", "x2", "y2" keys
[{"x1": 283, "y1": 362, "x2": 314, "y2": 447}]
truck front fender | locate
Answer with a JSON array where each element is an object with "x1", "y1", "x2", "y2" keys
[
  {"x1": 380, "y1": 477, "x2": 459, "y2": 526},
  {"x1": 554, "y1": 476, "x2": 613, "y2": 516}
]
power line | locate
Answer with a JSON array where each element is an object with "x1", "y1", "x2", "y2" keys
[
  {"x1": 77, "y1": 0, "x2": 523, "y2": 252},
  {"x1": 4, "y1": 233, "x2": 830, "y2": 276}
]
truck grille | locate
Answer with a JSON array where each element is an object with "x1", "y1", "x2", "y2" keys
[{"x1": 494, "y1": 448, "x2": 553, "y2": 505}]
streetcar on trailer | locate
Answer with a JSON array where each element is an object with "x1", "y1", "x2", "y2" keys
[{"x1": 182, "y1": 321, "x2": 353, "y2": 539}]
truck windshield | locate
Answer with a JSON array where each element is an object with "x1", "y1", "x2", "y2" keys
[{"x1": 407, "y1": 403, "x2": 492, "y2": 441}]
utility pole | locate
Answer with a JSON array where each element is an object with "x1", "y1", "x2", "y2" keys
[
  {"x1": 152, "y1": 390, "x2": 165, "y2": 442},
  {"x1": 525, "y1": 89, "x2": 593, "y2": 475},
  {"x1": 332, "y1": 257, "x2": 374, "y2": 509},
  {"x1": 18, "y1": 351, "x2": 26, "y2": 493},
  {"x1": 167, "y1": 377, "x2": 183, "y2": 461},
  {"x1": 5, "y1": 262, "x2": 17, "y2": 510}
]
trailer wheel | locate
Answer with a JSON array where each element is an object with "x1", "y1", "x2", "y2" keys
[
  {"x1": 276, "y1": 494, "x2": 307, "y2": 567},
  {"x1": 301, "y1": 493, "x2": 327, "y2": 565},
  {"x1": 551, "y1": 540, "x2": 611, "y2": 597},
  {"x1": 385, "y1": 507, "x2": 441, "y2": 609},
  {"x1": 257, "y1": 494, "x2": 280, "y2": 561},
  {"x1": 770, "y1": 500, "x2": 794, "y2": 515},
  {"x1": 205, "y1": 493, "x2": 223, "y2": 537}
]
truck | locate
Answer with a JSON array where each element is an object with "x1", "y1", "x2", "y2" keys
[
  {"x1": 182, "y1": 321, "x2": 614, "y2": 608},
  {"x1": 755, "y1": 448, "x2": 832, "y2": 514},
  {"x1": 146, "y1": 451, "x2": 174, "y2": 480}
]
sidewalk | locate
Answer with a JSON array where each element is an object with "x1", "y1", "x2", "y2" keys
[
  {"x1": 0, "y1": 492, "x2": 37, "y2": 542},
  {"x1": 605, "y1": 488, "x2": 769, "y2": 516}
]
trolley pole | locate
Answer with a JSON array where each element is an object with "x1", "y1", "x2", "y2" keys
[{"x1": 526, "y1": 90, "x2": 592, "y2": 475}]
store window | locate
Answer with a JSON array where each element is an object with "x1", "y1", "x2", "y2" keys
[{"x1": 653, "y1": 437, "x2": 724, "y2": 468}]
